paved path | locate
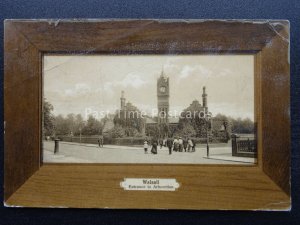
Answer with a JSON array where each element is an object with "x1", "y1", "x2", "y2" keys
[{"x1": 43, "y1": 141, "x2": 255, "y2": 164}]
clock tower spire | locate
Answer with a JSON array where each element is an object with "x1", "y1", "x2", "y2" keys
[{"x1": 157, "y1": 69, "x2": 169, "y2": 127}]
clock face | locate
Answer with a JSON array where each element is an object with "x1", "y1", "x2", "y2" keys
[{"x1": 160, "y1": 86, "x2": 166, "y2": 93}]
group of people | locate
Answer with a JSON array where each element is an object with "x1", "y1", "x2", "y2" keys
[{"x1": 143, "y1": 137, "x2": 196, "y2": 155}]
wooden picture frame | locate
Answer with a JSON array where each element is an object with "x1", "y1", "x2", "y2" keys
[{"x1": 4, "y1": 19, "x2": 290, "y2": 210}]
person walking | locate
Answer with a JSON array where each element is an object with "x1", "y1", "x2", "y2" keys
[
  {"x1": 187, "y1": 138, "x2": 193, "y2": 152},
  {"x1": 163, "y1": 138, "x2": 167, "y2": 147},
  {"x1": 166, "y1": 138, "x2": 173, "y2": 155},
  {"x1": 183, "y1": 138, "x2": 188, "y2": 152},
  {"x1": 151, "y1": 139, "x2": 158, "y2": 154},
  {"x1": 144, "y1": 140, "x2": 149, "y2": 154},
  {"x1": 178, "y1": 137, "x2": 183, "y2": 152},
  {"x1": 159, "y1": 139, "x2": 163, "y2": 149},
  {"x1": 98, "y1": 136, "x2": 103, "y2": 148},
  {"x1": 173, "y1": 137, "x2": 179, "y2": 152},
  {"x1": 192, "y1": 139, "x2": 196, "y2": 152}
]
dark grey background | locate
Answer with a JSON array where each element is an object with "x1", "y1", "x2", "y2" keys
[{"x1": 0, "y1": 0, "x2": 299, "y2": 224}]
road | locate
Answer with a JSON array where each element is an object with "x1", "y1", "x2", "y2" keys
[{"x1": 43, "y1": 141, "x2": 255, "y2": 164}]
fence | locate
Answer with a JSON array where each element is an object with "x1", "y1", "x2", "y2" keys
[
  {"x1": 56, "y1": 135, "x2": 228, "y2": 146},
  {"x1": 231, "y1": 134, "x2": 257, "y2": 158},
  {"x1": 57, "y1": 136, "x2": 146, "y2": 146}
]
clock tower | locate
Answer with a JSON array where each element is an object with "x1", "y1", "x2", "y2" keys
[{"x1": 157, "y1": 69, "x2": 169, "y2": 125}]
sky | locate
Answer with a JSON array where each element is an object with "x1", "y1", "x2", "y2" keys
[{"x1": 44, "y1": 55, "x2": 254, "y2": 121}]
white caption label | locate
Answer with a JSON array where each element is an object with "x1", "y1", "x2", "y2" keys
[{"x1": 120, "y1": 178, "x2": 180, "y2": 191}]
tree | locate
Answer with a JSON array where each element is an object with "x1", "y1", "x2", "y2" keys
[
  {"x1": 212, "y1": 114, "x2": 231, "y2": 141},
  {"x1": 54, "y1": 114, "x2": 70, "y2": 135},
  {"x1": 114, "y1": 102, "x2": 145, "y2": 137},
  {"x1": 65, "y1": 113, "x2": 76, "y2": 135},
  {"x1": 43, "y1": 99, "x2": 54, "y2": 136},
  {"x1": 178, "y1": 100, "x2": 207, "y2": 137},
  {"x1": 54, "y1": 113, "x2": 82, "y2": 136},
  {"x1": 175, "y1": 122, "x2": 197, "y2": 138},
  {"x1": 230, "y1": 117, "x2": 254, "y2": 134},
  {"x1": 107, "y1": 125, "x2": 126, "y2": 138},
  {"x1": 145, "y1": 125, "x2": 160, "y2": 139},
  {"x1": 73, "y1": 114, "x2": 85, "y2": 135},
  {"x1": 124, "y1": 127, "x2": 140, "y2": 137},
  {"x1": 81, "y1": 115, "x2": 103, "y2": 135}
]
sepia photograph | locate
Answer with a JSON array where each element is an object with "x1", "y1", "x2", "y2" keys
[{"x1": 43, "y1": 54, "x2": 257, "y2": 164}]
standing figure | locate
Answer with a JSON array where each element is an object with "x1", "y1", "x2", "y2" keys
[
  {"x1": 178, "y1": 137, "x2": 183, "y2": 152},
  {"x1": 163, "y1": 138, "x2": 167, "y2": 147},
  {"x1": 159, "y1": 139, "x2": 163, "y2": 149},
  {"x1": 151, "y1": 139, "x2": 158, "y2": 154},
  {"x1": 144, "y1": 140, "x2": 149, "y2": 154},
  {"x1": 183, "y1": 138, "x2": 188, "y2": 152},
  {"x1": 173, "y1": 137, "x2": 179, "y2": 152},
  {"x1": 166, "y1": 138, "x2": 173, "y2": 155},
  {"x1": 192, "y1": 139, "x2": 196, "y2": 152},
  {"x1": 98, "y1": 136, "x2": 103, "y2": 148},
  {"x1": 187, "y1": 138, "x2": 193, "y2": 152}
]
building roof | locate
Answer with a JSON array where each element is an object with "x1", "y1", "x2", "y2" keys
[
  {"x1": 168, "y1": 117, "x2": 180, "y2": 124},
  {"x1": 145, "y1": 117, "x2": 157, "y2": 124},
  {"x1": 145, "y1": 117, "x2": 179, "y2": 124}
]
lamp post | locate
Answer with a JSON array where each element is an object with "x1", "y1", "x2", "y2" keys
[
  {"x1": 79, "y1": 127, "x2": 82, "y2": 144},
  {"x1": 206, "y1": 127, "x2": 209, "y2": 158},
  {"x1": 78, "y1": 120, "x2": 85, "y2": 144},
  {"x1": 205, "y1": 113, "x2": 212, "y2": 158}
]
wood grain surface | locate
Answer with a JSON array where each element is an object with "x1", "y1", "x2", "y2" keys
[
  {"x1": 5, "y1": 165, "x2": 290, "y2": 210},
  {"x1": 4, "y1": 20, "x2": 290, "y2": 210}
]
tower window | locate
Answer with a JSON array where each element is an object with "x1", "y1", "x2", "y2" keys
[{"x1": 160, "y1": 86, "x2": 166, "y2": 93}]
